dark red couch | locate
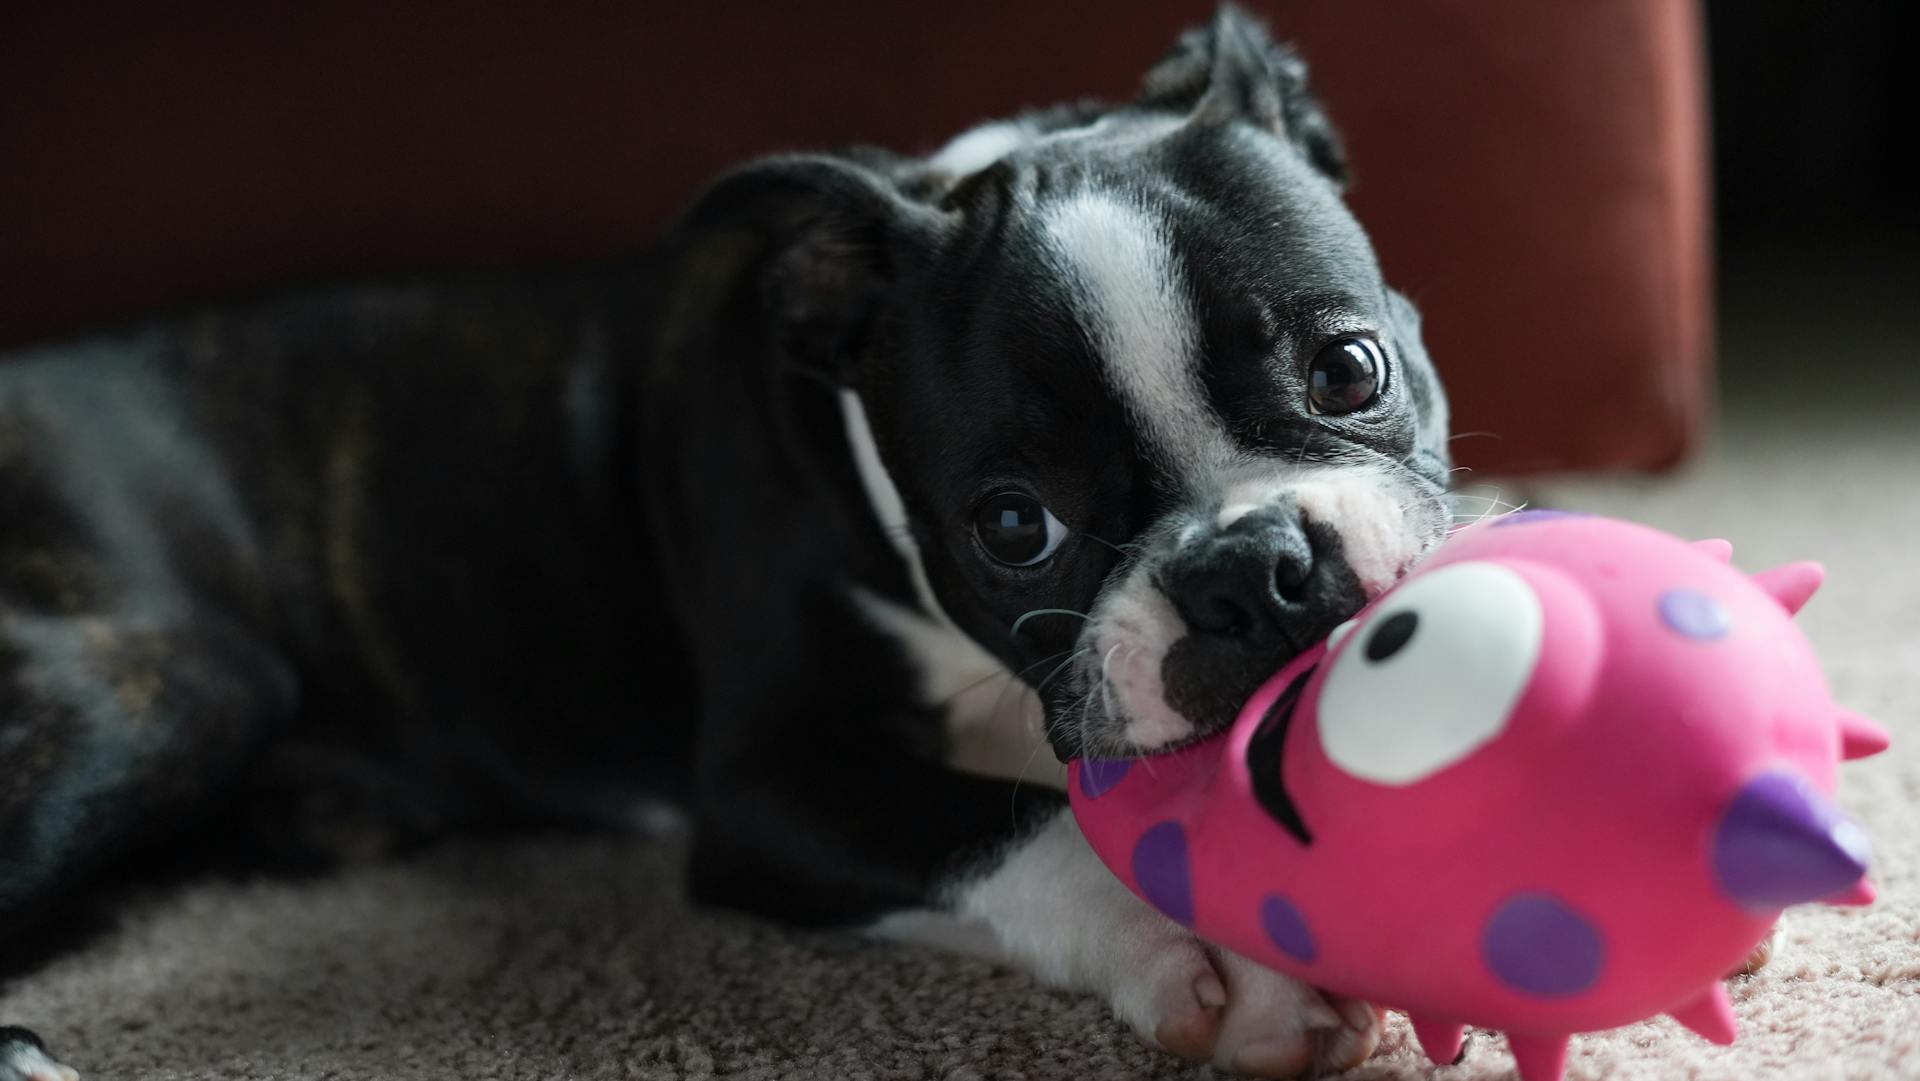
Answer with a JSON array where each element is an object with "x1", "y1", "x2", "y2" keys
[{"x1": 0, "y1": 1, "x2": 1710, "y2": 474}]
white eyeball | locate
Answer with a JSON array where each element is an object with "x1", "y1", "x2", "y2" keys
[{"x1": 1316, "y1": 561, "x2": 1542, "y2": 785}]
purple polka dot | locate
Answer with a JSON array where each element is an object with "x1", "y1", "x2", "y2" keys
[
  {"x1": 1481, "y1": 893, "x2": 1605, "y2": 997},
  {"x1": 1714, "y1": 768, "x2": 1871, "y2": 911},
  {"x1": 1259, "y1": 895, "x2": 1318, "y2": 962},
  {"x1": 1078, "y1": 758, "x2": 1133, "y2": 799},
  {"x1": 1659, "y1": 588, "x2": 1730, "y2": 640},
  {"x1": 1493, "y1": 509, "x2": 1590, "y2": 528},
  {"x1": 1131, "y1": 821, "x2": 1194, "y2": 927}
]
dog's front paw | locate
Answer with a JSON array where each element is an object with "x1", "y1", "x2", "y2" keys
[
  {"x1": 0, "y1": 1029, "x2": 78, "y2": 1081},
  {"x1": 1107, "y1": 934, "x2": 1379, "y2": 1078},
  {"x1": 953, "y1": 811, "x2": 1380, "y2": 1078}
]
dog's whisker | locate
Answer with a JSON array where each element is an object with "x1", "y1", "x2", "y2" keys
[
  {"x1": 1446, "y1": 492, "x2": 1526, "y2": 512},
  {"x1": 1072, "y1": 657, "x2": 1105, "y2": 763},
  {"x1": 1008, "y1": 731, "x2": 1055, "y2": 823},
  {"x1": 936, "y1": 646, "x2": 1078, "y2": 711},
  {"x1": 936, "y1": 666, "x2": 1018, "y2": 709},
  {"x1": 1292, "y1": 430, "x2": 1317, "y2": 468},
  {"x1": 1096, "y1": 642, "x2": 1125, "y2": 732},
  {"x1": 1445, "y1": 490, "x2": 1522, "y2": 506},
  {"x1": 1453, "y1": 500, "x2": 1528, "y2": 520},
  {"x1": 1446, "y1": 490, "x2": 1530, "y2": 532},
  {"x1": 1134, "y1": 745, "x2": 1163, "y2": 779},
  {"x1": 1035, "y1": 647, "x2": 1092, "y2": 697},
  {"x1": 1450, "y1": 509, "x2": 1495, "y2": 532},
  {"x1": 1011, "y1": 608, "x2": 1089, "y2": 635},
  {"x1": 987, "y1": 644, "x2": 1090, "y2": 733},
  {"x1": 1077, "y1": 532, "x2": 1131, "y2": 558},
  {"x1": 975, "y1": 673, "x2": 1031, "y2": 756},
  {"x1": 992, "y1": 645, "x2": 1089, "y2": 721}
]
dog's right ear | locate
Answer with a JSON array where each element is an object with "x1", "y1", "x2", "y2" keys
[
  {"x1": 670, "y1": 153, "x2": 949, "y2": 384},
  {"x1": 1138, "y1": 6, "x2": 1349, "y2": 187}
]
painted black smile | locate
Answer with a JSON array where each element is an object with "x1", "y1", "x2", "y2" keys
[{"x1": 1245, "y1": 663, "x2": 1317, "y2": 845}]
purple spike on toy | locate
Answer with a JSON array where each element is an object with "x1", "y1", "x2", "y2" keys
[
  {"x1": 1508, "y1": 1033, "x2": 1571, "y2": 1081},
  {"x1": 1827, "y1": 878, "x2": 1876, "y2": 906},
  {"x1": 1692, "y1": 538, "x2": 1733, "y2": 563},
  {"x1": 1713, "y1": 770, "x2": 1871, "y2": 911},
  {"x1": 1838, "y1": 709, "x2": 1891, "y2": 761},
  {"x1": 1752, "y1": 561, "x2": 1823, "y2": 615},
  {"x1": 1411, "y1": 1017, "x2": 1466, "y2": 1065},
  {"x1": 1669, "y1": 984, "x2": 1737, "y2": 1045}
]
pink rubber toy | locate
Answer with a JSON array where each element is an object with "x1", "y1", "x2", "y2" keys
[{"x1": 1069, "y1": 512, "x2": 1889, "y2": 1081}]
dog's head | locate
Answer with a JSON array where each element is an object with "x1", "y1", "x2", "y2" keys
[{"x1": 691, "y1": 8, "x2": 1451, "y2": 759}]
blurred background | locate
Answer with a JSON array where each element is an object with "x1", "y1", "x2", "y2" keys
[{"x1": 1, "y1": 0, "x2": 1915, "y2": 472}]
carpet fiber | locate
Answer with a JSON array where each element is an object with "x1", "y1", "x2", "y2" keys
[{"x1": 5, "y1": 264, "x2": 1919, "y2": 1079}]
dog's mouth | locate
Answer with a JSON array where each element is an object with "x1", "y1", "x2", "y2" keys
[
  {"x1": 1042, "y1": 588, "x2": 1351, "y2": 763},
  {"x1": 1243, "y1": 662, "x2": 1318, "y2": 846},
  {"x1": 1043, "y1": 466, "x2": 1451, "y2": 762}
]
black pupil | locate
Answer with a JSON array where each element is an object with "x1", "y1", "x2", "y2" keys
[
  {"x1": 1309, "y1": 338, "x2": 1381, "y2": 414},
  {"x1": 1365, "y1": 610, "x2": 1418, "y2": 661},
  {"x1": 975, "y1": 493, "x2": 1049, "y2": 564}
]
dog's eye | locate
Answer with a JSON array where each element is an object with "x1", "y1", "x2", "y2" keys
[
  {"x1": 973, "y1": 492, "x2": 1068, "y2": 567},
  {"x1": 1315, "y1": 562, "x2": 1542, "y2": 784},
  {"x1": 1307, "y1": 337, "x2": 1384, "y2": 415}
]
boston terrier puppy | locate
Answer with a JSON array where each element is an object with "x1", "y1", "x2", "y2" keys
[
  {"x1": 0, "y1": 9, "x2": 1449, "y2": 1078},
  {"x1": 648, "y1": 9, "x2": 1451, "y2": 1069}
]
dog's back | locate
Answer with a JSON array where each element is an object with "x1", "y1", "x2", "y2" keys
[{"x1": 0, "y1": 270, "x2": 692, "y2": 927}]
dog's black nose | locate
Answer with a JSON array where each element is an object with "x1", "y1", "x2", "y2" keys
[
  {"x1": 1153, "y1": 503, "x2": 1368, "y2": 739},
  {"x1": 1157, "y1": 504, "x2": 1352, "y2": 647}
]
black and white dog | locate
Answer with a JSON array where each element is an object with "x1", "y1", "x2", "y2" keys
[{"x1": 0, "y1": 9, "x2": 1452, "y2": 1078}]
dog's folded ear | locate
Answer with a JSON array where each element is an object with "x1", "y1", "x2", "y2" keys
[
  {"x1": 1139, "y1": 5, "x2": 1349, "y2": 188},
  {"x1": 667, "y1": 152, "x2": 947, "y2": 384}
]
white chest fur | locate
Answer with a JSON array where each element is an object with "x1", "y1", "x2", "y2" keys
[{"x1": 838, "y1": 390, "x2": 1065, "y2": 787}]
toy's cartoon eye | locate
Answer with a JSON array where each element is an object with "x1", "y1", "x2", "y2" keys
[{"x1": 1316, "y1": 561, "x2": 1542, "y2": 785}]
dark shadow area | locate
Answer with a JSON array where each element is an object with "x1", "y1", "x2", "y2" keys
[{"x1": 1707, "y1": 0, "x2": 1920, "y2": 413}]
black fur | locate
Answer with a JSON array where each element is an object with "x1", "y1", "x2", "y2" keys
[
  {"x1": 0, "y1": 273, "x2": 694, "y2": 927},
  {"x1": 1156, "y1": 504, "x2": 1363, "y2": 728}
]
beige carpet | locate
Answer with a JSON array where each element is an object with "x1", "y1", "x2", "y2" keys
[{"x1": 5, "y1": 258, "x2": 1920, "y2": 1079}]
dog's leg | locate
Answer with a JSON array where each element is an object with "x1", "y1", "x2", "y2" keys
[
  {"x1": 692, "y1": 737, "x2": 1375, "y2": 1079},
  {"x1": 0, "y1": 359, "x2": 299, "y2": 929},
  {"x1": 0, "y1": 606, "x2": 296, "y2": 926},
  {"x1": 941, "y1": 806, "x2": 1379, "y2": 1077},
  {"x1": 0, "y1": 606, "x2": 294, "y2": 1078},
  {"x1": 0, "y1": 1029, "x2": 77, "y2": 1081}
]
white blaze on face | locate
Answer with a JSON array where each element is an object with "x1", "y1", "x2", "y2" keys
[
  {"x1": 1034, "y1": 194, "x2": 1445, "y2": 755},
  {"x1": 1040, "y1": 192, "x2": 1226, "y2": 751},
  {"x1": 1039, "y1": 192, "x2": 1238, "y2": 474}
]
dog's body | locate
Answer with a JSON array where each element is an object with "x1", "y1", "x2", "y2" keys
[{"x1": 0, "y1": 11, "x2": 1456, "y2": 1078}]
